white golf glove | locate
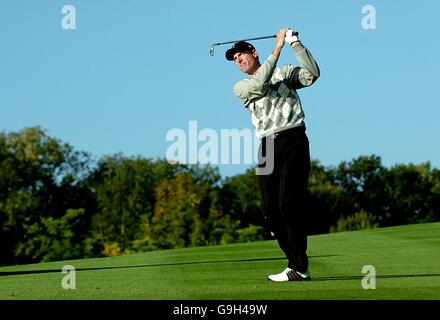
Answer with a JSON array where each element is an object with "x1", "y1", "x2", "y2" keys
[{"x1": 285, "y1": 29, "x2": 300, "y2": 46}]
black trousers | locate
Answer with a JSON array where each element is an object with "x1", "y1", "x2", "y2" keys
[{"x1": 258, "y1": 127, "x2": 311, "y2": 273}]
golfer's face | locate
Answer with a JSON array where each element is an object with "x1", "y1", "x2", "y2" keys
[{"x1": 233, "y1": 50, "x2": 257, "y2": 74}]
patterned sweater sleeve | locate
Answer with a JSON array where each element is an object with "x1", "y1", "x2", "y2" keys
[
  {"x1": 288, "y1": 43, "x2": 320, "y2": 89},
  {"x1": 233, "y1": 55, "x2": 279, "y2": 107}
]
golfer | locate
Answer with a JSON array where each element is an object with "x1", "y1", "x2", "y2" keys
[{"x1": 226, "y1": 28, "x2": 320, "y2": 281}]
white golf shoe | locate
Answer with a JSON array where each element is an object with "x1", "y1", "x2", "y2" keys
[{"x1": 268, "y1": 268, "x2": 311, "y2": 282}]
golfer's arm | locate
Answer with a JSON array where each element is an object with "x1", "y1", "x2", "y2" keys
[
  {"x1": 289, "y1": 43, "x2": 320, "y2": 89},
  {"x1": 234, "y1": 55, "x2": 278, "y2": 107}
]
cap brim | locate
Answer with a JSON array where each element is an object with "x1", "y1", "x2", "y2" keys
[
  {"x1": 225, "y1": 42, "x2": 255, "y2": 61},
  {"x1": 225, "y1": 48, "x2": 238, "y2": 61}
]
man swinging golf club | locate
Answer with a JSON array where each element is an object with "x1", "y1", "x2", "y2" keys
[{"x1": 226, "y1": 28, "x2": 320, "y2": 281}]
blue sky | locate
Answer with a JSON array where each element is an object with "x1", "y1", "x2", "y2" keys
[{"x1": 1, "y1": 0, "x2": 439, "y2": 177}]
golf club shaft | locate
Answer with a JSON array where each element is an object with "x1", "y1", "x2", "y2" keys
[
  {"x1": 209, "y1": 31, "x2": 299, "y2": 56},
  {"x1": 212, "y1": 34, "x2": 276, "y2": 47}
]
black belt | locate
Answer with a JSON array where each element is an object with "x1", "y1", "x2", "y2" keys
[{"x1": 264, "y1": 126, "x2": 306, "y2": 140}]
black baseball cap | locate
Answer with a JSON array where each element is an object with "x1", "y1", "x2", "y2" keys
[{"x1": 225, "y1": 41, "x2": 255, "y2": 61}]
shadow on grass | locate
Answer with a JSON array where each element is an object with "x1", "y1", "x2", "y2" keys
[
  {"x1": 312, "y1": 274, "x2": 440, "y2": 281},
  {"x1": 1, "y1": 256, "x2": 440, "y2": 282},
  {"x1": 0, "y1": 255, "x2": 336, "y2": 277}
]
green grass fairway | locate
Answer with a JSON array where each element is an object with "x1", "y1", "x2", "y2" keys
[{"x1": 1, "y1": 222, "x2": 439, "y2": 300}]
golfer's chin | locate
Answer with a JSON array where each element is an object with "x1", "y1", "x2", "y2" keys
[
  {"x1": 242, "y1": 64, "x2": 258, "y2": 75},
  {"x1": 239, "y1": 66, "x2": 248, "y2": 73}
]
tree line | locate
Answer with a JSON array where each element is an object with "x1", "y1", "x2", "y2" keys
[{"x1": 1, "y1": 127, "x2": 439, "y2": 265}]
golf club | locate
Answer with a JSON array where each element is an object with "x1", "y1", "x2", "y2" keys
[{"x1": 209, "y1": 31, "x2": 298, "y2": 56}]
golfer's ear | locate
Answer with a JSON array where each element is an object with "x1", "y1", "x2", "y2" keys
[{"x1": 251, "y1": 49, "x2": 258, "y2": 58}]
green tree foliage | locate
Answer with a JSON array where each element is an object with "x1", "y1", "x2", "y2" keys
[
  {"x1": 0, "y1": 127, "x2": 93, "y2": 264},
  {"x1": 334, "y1": 155, "x2": 385, "y2": 218},
  {"x1": 307, "y1": 160, "x2": 343, "y2": 234},
  {"x1": 22, "y1": 208, "x2": 87, "y2": 262},
  {"x1": 330, "y1": 209, "x2": 379, "y2": 232},
  {"x1": 150, "y1": 173, "x2": 207, "y2": 248},
  {"x1": 219, "y1": 168, "x2": 264, "y2": 229},
  {"x1": 381, "y1": 162, "x2": 439, "y2": 225},
  {"x1": 235, "y1": 224, "x2": 266, "y2": 243},
  {"x1": 1, "y1": 127, "x2": 439, "y2": 265},
  {"x1": 88, "y1": 155, "x2": 157, "y2": 255},
  {"x1": 208, "y1": 214, "x2": 240, "y2": 245}
]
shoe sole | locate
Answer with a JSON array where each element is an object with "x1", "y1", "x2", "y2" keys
[{"x1": 267, "y1": 277, "x2": 311, "y2": 282}]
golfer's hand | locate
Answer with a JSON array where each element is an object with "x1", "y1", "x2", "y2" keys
[
  {"x1": 285, "y1": 29, "x2": 300, "y2": 46},
  {"x1": 272, "y1": 28, "x2": 289, "y2": 57}
]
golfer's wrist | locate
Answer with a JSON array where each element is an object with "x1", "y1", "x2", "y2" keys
[
  {"x1": 272, "y1": 45, "x2": 283, "y2": 57},
  {"x1": 290, "y1": 40, "x2": 301, "y2": 48},
  {"x1": 291, "y1": 41, "x2": 304, "y2": 53}
]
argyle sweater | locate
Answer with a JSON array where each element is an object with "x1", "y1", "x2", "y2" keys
[{"x1": 233, "y1": 43, "x2": 320, "y2": 138}]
